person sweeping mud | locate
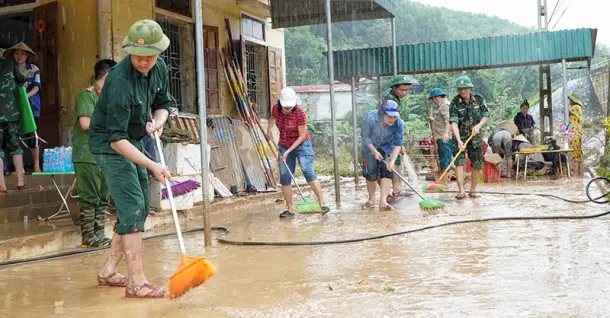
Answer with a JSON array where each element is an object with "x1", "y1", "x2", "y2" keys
[
  {"x1": 267, "y1": 87, "x2": 329, "y2": 218},
  {"x1": 449, "y1": 75, "x2": 489, "y2": 200},
  {"x1": 427, "y1": 88, "x2": 452, "y2": 186},
  {"x1": 72, "y1": 59, "x2": 116, "y2": 248},
  {"x1": 382, "y1": 75, "x2": 412, "y2": 202},
  {"x1": 361, "y1": 100, "x2": 404, "y2": 211},
  {"x1": 88, "y1": 19, "x2": 172, "y2": 298}
]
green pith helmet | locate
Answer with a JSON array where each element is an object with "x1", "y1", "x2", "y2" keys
[
  {"x1": 568, "y1": 93, "x2": 583, "y2": 106},
  {"x1": 454, "y1": 75, "x2": 474, "y2": 88},
  {"x1": 122, "y1": 19, "x2": 170, "y2": 56},
  {"x1": 390, "y1": 75, "x2": 412, "y2": 87}
]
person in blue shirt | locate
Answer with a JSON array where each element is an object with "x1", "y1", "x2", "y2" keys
[
  {"x1": 513, "y1": 100, "x2": 536, "y2": 143},
  {"x1": 361, "y1": 100, "x2": 404, "y2": 211}
]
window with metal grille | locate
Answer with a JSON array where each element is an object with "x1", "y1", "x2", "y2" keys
[
  {"x1": 245, "y1": 43, "x2": 268, "y2": 118},
  {"x1": 157, "y1": 19, "x2": 185, "y2": 111},
  {"x1": 203, "y1": 25, "x2": 221, "y2": 114},
  {"x1": 155, "y1": 0, "x2": 191, "y2": 17},
  {"x1": 241, "y1": 14, "x2": 265, "y2": 41}
]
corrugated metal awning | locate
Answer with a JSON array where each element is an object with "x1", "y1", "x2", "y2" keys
[
  {"x1": 331, "y1": 28, "x2": 598, "y2": 80},
  {"x1": 270, "y1": 0, "x2": 396, "y2": 29}
]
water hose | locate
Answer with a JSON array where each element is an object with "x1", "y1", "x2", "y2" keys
[{"x1": 1, "y1": 178, "x2": 609, "y2": 267}]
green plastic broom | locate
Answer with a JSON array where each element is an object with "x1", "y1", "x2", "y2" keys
[
  {"x1": 382, "y1": 160, "x2": 445, "y2": 211},
  {"x1": 282, "y1": 160, "x2": 323, "y2": 214}
]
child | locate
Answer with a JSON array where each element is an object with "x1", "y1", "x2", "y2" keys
[{"x1": 4, "y1": 42, "x2": 42, "y2": 172}]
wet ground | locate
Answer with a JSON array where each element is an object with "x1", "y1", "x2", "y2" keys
[{"x1": 2, "y1": 178, "x2": 610, "y2": 317}]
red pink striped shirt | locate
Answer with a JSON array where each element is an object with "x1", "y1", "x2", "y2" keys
[{"x1": 272, "y1": 104, "x2": 311, "y2": 148}]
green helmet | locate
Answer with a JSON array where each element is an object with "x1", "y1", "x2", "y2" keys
[
  {"x1": 454, "y1": 75, "x2": 474, "y2": 88},
  {"x1": 122, "y1": 19, "x2": 170, "y2": 56},
  {"x1": 390, "y1": 75, "x2": 412, "y2": 87}
]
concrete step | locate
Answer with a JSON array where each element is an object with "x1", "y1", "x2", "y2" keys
[{"x1": 0, "y1": 190, "x2": 283, "y2": 263}]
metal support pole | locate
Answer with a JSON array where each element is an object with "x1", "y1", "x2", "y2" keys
[
  {"x1": 324, "y1": 0, "x2": 341, "y2": 202},
  {"x1": 391, "y1": 17, "x2": 397, "y2": 76},
  {"x1": 562, "y1": 59, "x2": 569, "y2": 125},
  {"x1": 194, "y1": 0, "x2": 211, "y2": 246},
  {"x1": 351, "y1": 76, "x2": 359, "y2": 185}
]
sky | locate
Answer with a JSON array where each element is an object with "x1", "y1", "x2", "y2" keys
[{"x1": 411, "y1": 0, "x2": 608, "y2": 46}]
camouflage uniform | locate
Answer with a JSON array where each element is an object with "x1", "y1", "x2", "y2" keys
[
  {"x1": 449, "y1": 93, "x2": 489, "y2": 169},
  {"x1": 73, "y1": 82, "x2": 111, "y2": 247},
  {"x1": 382, "y1": 89, "x2": 405, "y2": 165},
  {"x1": 0, "y1": 59, "x2": 25, "y2": 159}
]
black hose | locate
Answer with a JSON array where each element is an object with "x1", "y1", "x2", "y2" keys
[{"x1": 1, "y1": 178, "x2": 608, "y2": 266}]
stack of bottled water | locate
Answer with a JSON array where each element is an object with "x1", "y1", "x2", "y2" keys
[{"x1": 43, "y1": 147, "x2": 74, "y2": 173}]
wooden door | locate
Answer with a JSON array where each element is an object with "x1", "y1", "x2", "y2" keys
[
  {"x1": 33, "y1": 1, "x2": 60, "y2": 148},
  {"x1": 267, "y1": 47, "x2": 283, "y2": 108}
]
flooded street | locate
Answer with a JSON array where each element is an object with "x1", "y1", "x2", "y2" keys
[{"x1": 2, "y1": 179, "x2": 610, "y2": 317}]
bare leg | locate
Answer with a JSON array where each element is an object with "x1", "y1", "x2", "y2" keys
[
  {"x1": 366, "y1": 180, "x2": 376, "y2": 203},
  {"x1": 99, "y1": 233, "x2": 125, "y2": 279},
  {"x1": 456, "y1": 166, "x2": 466, "y2": 197},
  {"x1": 12, "y1": 154, "x2": 25, "y2": 187},
  {"x1": 392, "y1": 164, "x2": 401, "y2": 195},
  {"x1": 470, "y1": 169, "x2": 482, "y2": 196},
  {"x1": 308, "y1": 180, "x2": 326, "y2": 206},
  {"x1": 506, "y1": 159, "x2": 513, "y2": 178},
  {"x1": 0, "y1": 159, "x2": 6, "y2": 192},
  {"x1": 122, "y1": 232, "x2": 147, "y2": 288},
  {"x1": 282, "y1": 185, "x2": 295, "y2": 212},
  {"x1": 31, "y1": 148, "x2": 40, "y2": 172},
  {"x1": 380, "y1": 178, "x2": 393, "y2": 209}
]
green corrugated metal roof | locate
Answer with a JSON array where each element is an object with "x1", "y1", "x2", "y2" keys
[
  {"x1": 271, "y1": 0, "x2": 396, "y2": 29},
  {"x1": 332, "y1": 28, "x2": 598, "y2": 79}
]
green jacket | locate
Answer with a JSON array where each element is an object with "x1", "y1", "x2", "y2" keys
[
  {"x1": 88, "y1": 56, "x2": 171, "y2": 155},
  {"x1": 0, "y1": 59, "x2": 25, "y2": 123},
  {"x1": 72, "y1": 83, "x2": 101, "y2": 164}
]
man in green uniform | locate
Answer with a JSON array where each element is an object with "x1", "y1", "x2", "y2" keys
[
  {"x1": 382, "y1": 75, "x2": 412, "y2": 202},
  {"x1": 72, "y1": 59, "x2": 116, "y2": 248},
  {"x1": 0, "y1": 54, "x2": 26, "y2": 192},
  {"x1": 89, "y1": 19, "x2": 172, "y2": 298},
  {"x1": 449, "y1": 75, "x2": 489, "y2": 200}
]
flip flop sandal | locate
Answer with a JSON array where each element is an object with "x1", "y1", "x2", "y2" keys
[
  {"x1": 279, "y1": 210, "x2": 295, "y2": 218},
  {"x1": 361, "y1": 201, "x2": 375, "y2": 210},
  {"x1": 16, "y1": 184, "x2": 28, "y2": 191},
  {"x1": 469, "y1": 193, "x2": 480, "y2": 198},
  {"x1": 125, "y1": 282, "x2": 167, "y2": 299},
  {"x1": 320, "y1": 205, "x2": 330, "y2": 215},
  {"x1": 98, "y1": 272, "x2": 128, "y2": 287},
  {"x1": 387, "y1": 195, "x2": 397, "y2": 204},
  {"x1": 380, "y1": 204, "x2": 396, "y2": 211},
  {"x1": 455, "y1": 193, "x2": 467, "y2": 200}
]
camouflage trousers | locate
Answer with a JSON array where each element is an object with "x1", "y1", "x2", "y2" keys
[
  {"x1": 74, "y1": 162, "x2": 110, "y2": 246},
  {"x1": 0, "y1": 121, "x2": 24, "y2": 158},
  {"x1": 453, "y1": 135, "x2": 484, "y2": 169}
]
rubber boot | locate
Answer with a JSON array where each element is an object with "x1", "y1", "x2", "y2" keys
[
  {"x1": 94, "y1": 208, "x2": 111, "y2": 247},
  {"x1": 80, "y1": 209, "x2": 99, "y2": 248}
]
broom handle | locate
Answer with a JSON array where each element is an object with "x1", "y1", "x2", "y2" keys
[
  {"x1": 152, "y1": 120, "x2": 187, "y2": 255},
  {"x1": 438, "y1": 133, "x2": 476, "y2": 182},
  {"x1": 282, "y1": 159, "x2": 307, "y2": 201},
  {"x1": 381, "y1": 160, "x2": 427, "y2": 201}
]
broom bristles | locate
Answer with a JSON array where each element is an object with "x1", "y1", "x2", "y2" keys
[
  {"x1": 419, "y1": 199, "x2": 445, "y2": 211},
  {"x1": 168, "y1": 255, "x2": 216, "y2": 299},
  {"x1": 162, "y1": 180, "x2": 202, "y2": 200},
  {"x1": 296, "y1": 201, "x2": 323, "y2": 214}
]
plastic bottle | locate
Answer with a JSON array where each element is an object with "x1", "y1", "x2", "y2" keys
[
  {"x1": 43, "y1": 149, "x2": 49, "y2": 172},
  {"x1": 65, "y1": 147, "x2": 74, "y2": 172}
]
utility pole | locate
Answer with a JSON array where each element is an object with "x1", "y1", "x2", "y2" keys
[{"x1": 538, "y1": 0, "x2": 553, "y2": 144}]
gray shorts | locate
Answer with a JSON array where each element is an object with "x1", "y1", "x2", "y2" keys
[{"x1": 491, "y1": 130, "x2": 512, "y2": 158}]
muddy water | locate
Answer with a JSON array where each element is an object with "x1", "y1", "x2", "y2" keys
[{"x1": 2, "y1": 179, "x2": 610, "y2": 317}]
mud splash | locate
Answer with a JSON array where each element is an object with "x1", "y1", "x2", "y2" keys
[{"x1": 1, "y1": 179, "x2": 610, "y2": 317}]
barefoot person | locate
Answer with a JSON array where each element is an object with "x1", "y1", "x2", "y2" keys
[
  {"x1": 72, "y1": 59, "x2": 116, "y2": 248},
  {"x1": 267, "y1": 87, "x2": 329, "y2": 218},
  {"x1": 449, "y1": 75, "x2": 489, "y2": 199},
  {"x1": 0, "y1": 52, "x2": 26, "y2": 192},
  {"x1": 361, "y1": 100, "x2": 404, "y2": 211},
  {"x1": 89, "y1": 20, "x2": 172, "y2": 298},
  {"x1": 5, "y1": 42, "x2": 42, "y2": 172}
]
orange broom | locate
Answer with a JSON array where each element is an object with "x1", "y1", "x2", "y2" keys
[
  {"x1": 152, "y1": 122, "x2": 216, "y2": 299},
  {"x1": 422, "y1": 133, "x2": 476, "y2": 192}
]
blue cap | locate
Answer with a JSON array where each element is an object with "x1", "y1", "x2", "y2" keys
[
  {"x1": 428, "y1": 88, "x2": 446, "y2": 99},
  {"x1": 381, "y1": 100, "x2": 400, "y2": 117}
]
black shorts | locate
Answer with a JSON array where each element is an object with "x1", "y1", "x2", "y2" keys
[{"x1": 22, "y1": 117, "x2": 40, "y2": 149}]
